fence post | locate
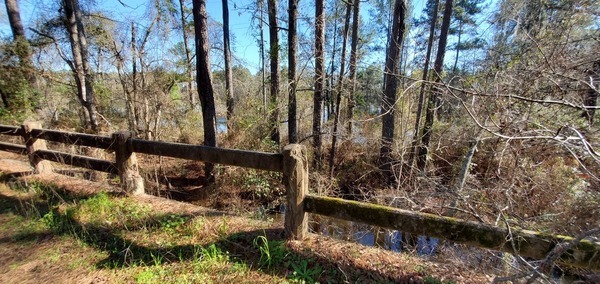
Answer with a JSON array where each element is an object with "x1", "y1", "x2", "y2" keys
[
  {"x1": 21, "y1": 121, "x2": 52, "y2": 174},
  {"x1": 283, "y1": 144, "x2": 308, "y2": 240},
  {"x1": 112, "y1": 131, "x2": 144, "y2": 195}
]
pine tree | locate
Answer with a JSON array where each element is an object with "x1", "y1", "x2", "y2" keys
[
  {"x1": 380, "y1": 0, "x2": 408, "y2": 179},
  {"x1": 192, "y1": 0, "x2": 218, "y2": 181}
]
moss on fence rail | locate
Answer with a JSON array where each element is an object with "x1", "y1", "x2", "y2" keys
[{"x1": 303, "y1": 194, "x2": 600, "y2": 270}]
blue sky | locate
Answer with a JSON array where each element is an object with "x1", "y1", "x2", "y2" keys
[
  {"x1": 0, "y1": 0, "x2": 276, "y2": 71},
  {"x1": 1, "y1": 0, "x2": 495, "y2": 73}
]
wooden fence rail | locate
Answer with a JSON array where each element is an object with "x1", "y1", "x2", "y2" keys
[
  {"x1": 0, "y1": 142, "x2": 27, "y2": 155},
  {"x1": 0, "y1": 123, "x2": 598, "y2": 270},
  {"x1": 130, "y1": 139, "x2": 283, "y2": 172},
  {"x1": 303, "y1": 195, "x2": 600, "y2": 270},
  {"x1": 34, "y1": 150, "x2": 118, "y2": 174},
  {"x1": 30, "y1": 128, "x2": 114, "y2": 149},
  {"x1": 0, "y1": 125, "x2": 23, "y2": 136}
]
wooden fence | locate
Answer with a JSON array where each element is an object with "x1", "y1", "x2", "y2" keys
[{"x1": 0, "y1": 122, "x2": 598, "y2": 270}]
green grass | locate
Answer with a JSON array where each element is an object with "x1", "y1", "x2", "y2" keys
[
  {"x1": 0, "y1": 180, "x2": 288, "y2": 282},
  {"x1": 253, "y1": 233, "x2": 286, "y2": 268},
  {"x1": 0, "y1": 177, "x2": 476, "y2": 283}
]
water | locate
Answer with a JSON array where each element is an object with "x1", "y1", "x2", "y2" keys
[
  {"x1": 267, "y1": 211, "x2": 586, "y2": 281},
  {"x1": 271, "y1": 205, "x2": 439, "y2": 255},
  {"x1": 307, "y1": 214, "x2": 439, "y2": 256},
  {"x1": 217, "y1": 117, "x2": 227, "y2": 134}
]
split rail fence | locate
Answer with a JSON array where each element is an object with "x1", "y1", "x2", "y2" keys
[{"x1": 0, "y1": 122, "x2": 598, "y2": 270}]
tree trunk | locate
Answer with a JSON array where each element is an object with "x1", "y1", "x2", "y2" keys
[
  {"x1": 329, "y1": 2, "x2": 352, "y2": 177},
  {"x1": 193, "y1": 0, "x2": 218, "y2": 182},
  {"x1": 379, "y1": 0, "x2": 407, "y2": 179},
  {"x1": 455, "y1": 139, "x2": 478, "y2": 193},
  {"x1": 136, "y1": 11, "x2": 160, "y2": 140},
  {"x1": 73, "y1": 0, "x2": 98, "y2": 133},
  {"x1": 5, "y1": 0, "x2": 34, "y2": 75},
  {"x1": 288, "y1": 0, "x2": 298, "y2": 143},
  {"x1": 131, "y1": 22, "x2": 142, "y2": 134},
  {"x1": 259, "y1": 0, "x2": 267, "y2": 116},
  {"x1": 63, "y1": 0, "x2": 87, "y2": 122},
  {"x1": 401, "y1": 35, "x2": 409, "y2": 89},
  {"x1": 178, "y1": 0, "x2": 195, "y2": 108},
  {"x1": 63, "y1": 0, "x2": 99, "y2": 132},
  {"x1": 445, "y1": 138, "x2": 478, "y2": 217},
  {"x1": 582, "y1": 60, "x2": 600, "y2": 124},
  {"x1": 223, "y1": 0, "x2": 234, "y2": 131},
  {"x1": 417, "y1": 0, "x2": 454, "y2": 172},
  {"x1": 4, "y1": 0, "x2": 36, "y2": 107},
  {"x1": 346, "y1": 0, "x2": 360, "y2": 135},
  {"x1": 453, "y1": 20, "x2": 462, "y2": 73},
  {"x1": 326, "y1": 4, "x2": 339, "y2": 122},
  {"x1": 130, "y1": 22, "x2": 140, "y2": 135},
  {"x1": 410, "y1": 0, "x2": 439, "y2": 170},
  {"x1": 5, "y1": 0, "x2": 26, "y2": 42},
  {"x1": 0, "y1": 89, "x2": 9, "y2": 109},
  {"x1": 111, "y1": 38, "x2": 137, "y2": 134},
  {"x1": 267, "y1": 0, "x2": 280, "y2": 145},
  {"x1": 313, "y1": 0, "x2": 325, "y2": 170}
]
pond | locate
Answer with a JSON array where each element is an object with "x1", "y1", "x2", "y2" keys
[
  {"x1": 270, "y1": 207, "x2": 439, "y2": 256},
  {"x1": 267, "y1": 211, "x2": 583, "y2": 282},
  {"x1": 217, "y1": 117, "x2": 227, "y2": 134},
  {"x1": 308, "y1": 214, "x2": 439, "y2": 256}
]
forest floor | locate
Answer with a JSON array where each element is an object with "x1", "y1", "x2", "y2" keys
[{"x1": 0, "y1": 151, "x2": 495, "y2": 283}]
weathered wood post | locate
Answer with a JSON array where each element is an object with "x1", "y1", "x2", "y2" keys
[
  {"x1": 283, "y1": 144, "x2": 308, "y2": 240},
  {"x1": 112, "y1": 131, "x2": 144, "y2": 195},
  {"x1": 21, "y1": 121, "x2": 52, "y2": 174}
]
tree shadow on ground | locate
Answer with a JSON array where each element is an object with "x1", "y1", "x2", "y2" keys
[
  {"x1": 0, "y1": 181, "x2": 424, "y2": 283},
  {"x1": 0, "y1": 171, "x2": 33, "y2": 181}
]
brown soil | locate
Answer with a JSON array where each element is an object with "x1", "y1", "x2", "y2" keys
[
  {"x1": 0, "y1": 150, "x2": 495, "y2": 283},
  {"x1": 0, "y1": 217, "x2": 112, "y2": 284}
]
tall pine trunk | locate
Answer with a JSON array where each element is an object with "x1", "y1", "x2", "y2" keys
[
  {"x1": 288, "y1": 0, "x2": 298, "y2": 143},
  {"x1": 223, "y1": 0, "x2": 234, "y2": 131},
  {"x1": 346, "y1": 0, "x2": 360, "y2": 135},
  {"x1": 326, "y1": 4, "x2": 339, "y2": 122},
  {"x1": 379, "y1": 0, "x2": 407, "y2": 179},
  {"x1": 313, "y1": 0, "x2": 325, "y2": 170},
  {"x1": 417, "y1": 0, "x2": 454, "y2": 171},
  {"x1": 178, "y1": 0, "x2": 195, "y2": 108},
  {"x1": 410, "y1": 0, "x2": 439, "y2": 170},
  {"x1": 193, "y1": 0, "x2": 217, "y2": 182},
  {"x1": 259, "y1": 0, "x2": 267, "y2": 116},
  {"x1": 329, "y1": 2, "x2": 352, "y2": 177},
  {"x1": 267, "y1": 0, "x2": 280, "y2": 144}
]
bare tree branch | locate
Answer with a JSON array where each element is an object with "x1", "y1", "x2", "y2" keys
[
  {"x1": 29, "y1": 28, "x2": 75, "y2": 73},
  {"x1": 526, "y1": 227, "x2": 600, "y2": 284}
]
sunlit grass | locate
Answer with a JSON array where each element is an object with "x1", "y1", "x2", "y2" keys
[
  {"x1": 0, "y1": 175, "x2": 487, "y2": 283},
  {"x1": 0, "y1": 180, "x2": 288, "y2": 283}
]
